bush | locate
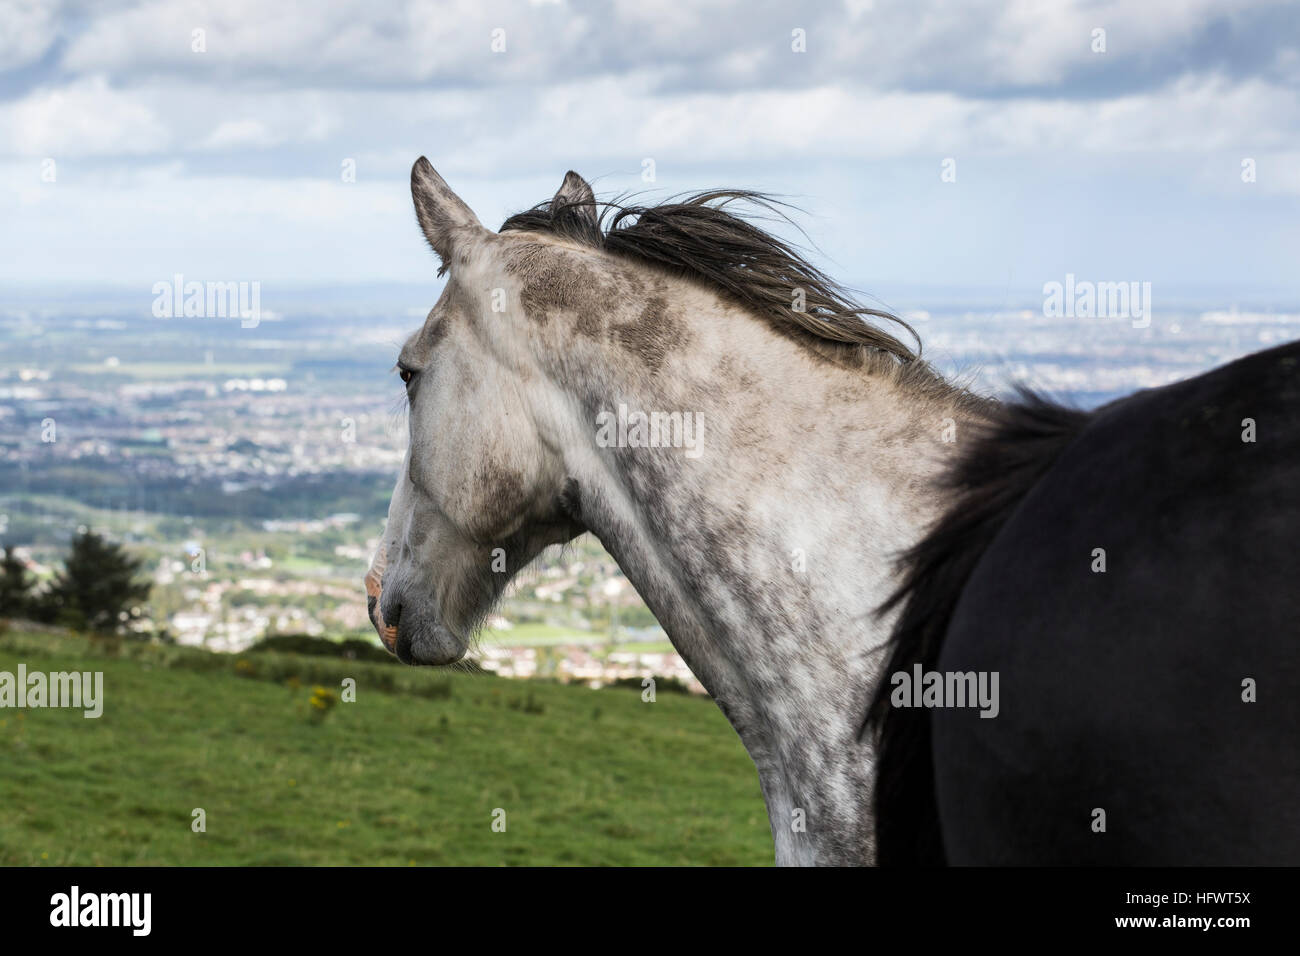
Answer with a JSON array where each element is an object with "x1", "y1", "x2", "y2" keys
[
  {"x1": 0, "y1": 624, "x2": 468, "y2": 704},
  {"x1": 248, "y1": 633, "x2": 395, "y2": 663},
  {"x1": 606, "y1": 675, "x2": 695, "y2": 696}
]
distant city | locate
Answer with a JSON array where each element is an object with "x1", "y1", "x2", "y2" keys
[{"x1": 3, "y1": 285, "x2": 1297, "y2": 693}]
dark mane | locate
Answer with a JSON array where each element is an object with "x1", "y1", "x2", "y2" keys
[
  {"x1": 861, "y1": 389, "x2": 1090, "y2": 864},
  {"x1": 501, "y1": 190, "x2": 923, "y2": 364}
]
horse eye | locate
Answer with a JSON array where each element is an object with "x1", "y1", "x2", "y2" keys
[{"x1": 399, "y1": 368, "x2": 414, "y2": 385}]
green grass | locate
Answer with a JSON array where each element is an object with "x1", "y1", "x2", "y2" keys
[{"x1": 0, "y1": 628, "x2": 770, "y2": 866}]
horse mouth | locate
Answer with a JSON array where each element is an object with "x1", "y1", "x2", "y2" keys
[
  {"x1": 365, "y1": 569, "x2": 399, "y2": 652},
  {"x1": 365, "y1": 567, "x2": 465, "y2": 665},
  {"x1": 392, "y1": 626, "x2": 466, "y2": 666}
]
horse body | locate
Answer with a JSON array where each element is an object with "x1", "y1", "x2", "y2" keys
[
  {"x1": 368, "y1": 159, "x2": 984, "y2": 865},
  {"x1": 871, "y1": 340, "x2": 1300, "y2": 864},
  {"x1": 368, "y1": 157, "x2": 1296, "y2": 866},
  {"x1": 538, "y1": 281, "x2": 972, "y2": 865}
]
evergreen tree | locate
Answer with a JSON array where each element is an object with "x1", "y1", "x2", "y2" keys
[
  {"x1": 44, "y1": 531, "x2": 152, "y2": 633},
  {"x1": 0, "y1": 546, "x2": 33, "y2": 619}
]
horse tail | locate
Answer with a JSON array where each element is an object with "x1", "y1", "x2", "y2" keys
[{"x1": 863, "y1": 389, "x2": 1090, "y2": 865}]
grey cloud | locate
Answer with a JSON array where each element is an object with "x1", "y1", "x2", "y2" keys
[{"x1": 4, "y1": 0, "x2": 1296, "y2": 101}]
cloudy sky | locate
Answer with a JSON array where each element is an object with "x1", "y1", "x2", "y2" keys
[{"x1": 2, "y1": 0, "x2": 1298, "y2": 300}]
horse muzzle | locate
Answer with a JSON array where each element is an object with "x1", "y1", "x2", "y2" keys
[
  {"x1": 370, "y1": 572, "x2": 467, "y2": 666},
  {"x1": 364, "y1": 567, "x2": 399, "y2": 653}
]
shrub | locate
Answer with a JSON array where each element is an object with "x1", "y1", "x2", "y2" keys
[
  {"x1": 606, "y1": 675, "x2": 694, "y2": 696},
  {"x1": 248, "y1": 633, "x2": 395, "y2": 664}
]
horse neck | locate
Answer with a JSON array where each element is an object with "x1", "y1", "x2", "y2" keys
[{"x1": 540, "y1": 283, "x2": 972, "y2": 863}]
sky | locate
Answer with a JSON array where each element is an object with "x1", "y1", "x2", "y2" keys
[{"x1": 2, "y1": 0, "x2": 1299, "y2": 303}]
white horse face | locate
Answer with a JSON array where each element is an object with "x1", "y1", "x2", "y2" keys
[{"x1": 366, "y1": 160, "x2": 584, "y2": 664}]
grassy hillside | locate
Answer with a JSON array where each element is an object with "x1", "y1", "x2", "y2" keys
[{"x1": 0, "y1": 627, "x2": 771, "y2": 865}]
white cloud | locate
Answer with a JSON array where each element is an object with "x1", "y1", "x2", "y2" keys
[
  {"x1": 202, "y1": 118, "x2": 272, "y2": 150},
  {"x1": 0, "y1": 75, "x2": 170, "y2": 155},
  {"x1": 0, "y1": 0, "x2": 61, "y2": 72},
  {"x1": 43, "y1": 0, "x2": 1298, "y2": 95},
  {"x1": 58, "y1": 0, "x2": 532, "y2": 85},
  {"x1": 1, "y1": 1, "x2": 1296, "y2": 286},
  {"x1": 3, "y1": 66, "x2": 1296, "y2": 179}
]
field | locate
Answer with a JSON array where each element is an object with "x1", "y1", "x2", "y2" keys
[{"x1": 0, "y1": 628, "x2": 771, "y2": 866}]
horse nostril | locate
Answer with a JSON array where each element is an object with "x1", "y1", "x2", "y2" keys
[{"x1": 386, "y1": 601, "x2": 402, "y2": 628}]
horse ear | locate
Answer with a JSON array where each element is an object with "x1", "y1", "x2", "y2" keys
[
  {"x1": 552, "y1": 170, "x2": 597, "y2": 227},
  {"x1": 410, "y1": 157, "x2": 482, "y2": 264}
]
